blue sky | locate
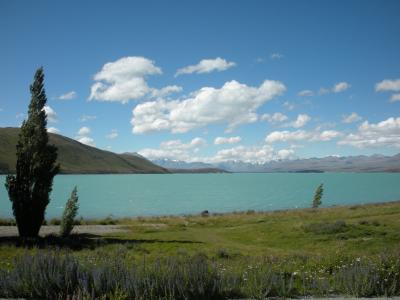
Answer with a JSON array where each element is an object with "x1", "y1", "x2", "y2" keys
[{"x1": 1, "y1": 0, "x2": 400, "y2": 163}]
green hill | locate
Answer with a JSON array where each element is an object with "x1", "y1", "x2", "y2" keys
[{"x1": 0, "y1": 127, "x2": 168, "y2": 174}]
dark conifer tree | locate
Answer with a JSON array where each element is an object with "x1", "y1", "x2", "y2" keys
[
  {"x1": 5, "y1": 67, "x2": 59, "y2": 237},
  {"x1": 312, "y1": 183, "x2": 324, "y2": 208}
]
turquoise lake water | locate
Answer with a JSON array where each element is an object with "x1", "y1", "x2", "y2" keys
[{"x1": 0, "y1": 173, "x2": 399, "y2": 219}]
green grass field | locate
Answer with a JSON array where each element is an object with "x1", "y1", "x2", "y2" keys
[
  {"x1": 1, "y1": 201, "x2": 400, "y2": 298},
  {"x1": 2, "y1": 200, "x2": 399, "y2": 263}
]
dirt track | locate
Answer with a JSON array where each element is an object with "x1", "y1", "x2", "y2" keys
[{"x1": 0, "y1": 225, "x2": 129, "y2": 237}]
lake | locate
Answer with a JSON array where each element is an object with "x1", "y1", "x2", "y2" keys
[{"x1": 0, "y1": 173, "x2": 399, "y2": 219}]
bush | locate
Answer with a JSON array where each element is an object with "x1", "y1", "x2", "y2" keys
[
  {"x1": 304, "y1": 220, "x2": 348, "y2": 234},
  {"x1": 60, "y1": 187, "x2": 79, "y2": 237},
  {"x1": 312, "y1": 183, "x2": 324, "y2": 208}
]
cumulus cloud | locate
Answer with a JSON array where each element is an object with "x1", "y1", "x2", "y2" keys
[
  {"x1": 214, "y1": 136, "x2": 241, "y2": 145},
  {"x1": 298, "y1": 90, "x2": 314, "y2": 97},
  {"x1": 78, "y1": 126, "x2": 91, "y2": 136},
  {"x1": 333, "y1": 82, "x2": 351, "y2": 93},
  {"x1": 57, "y1": 91, "x2": 76, "y2": 100},
  {"x1": 138, "y1": 137, "x2": 206, "y2": 161},
  {"x1": 131, "y1": 79, "x2": 286, "y2": 134},
  {"x1": 47, "y1": 127, "x2": 60, "y2": 134},
  {"x1": 375, "y1": 79, "x2": 400, "y2": 92},
  {"x1": 43, "y1": 105, "x2": 57, "y2": 123},
  {"x1": 76, "y1": 136, "x2": 95, "y2": 147},
  {"x1": 207, "y1": 144, "x2": 294, "y2": 163},
  {"x1": 288, "y1": 114, "x2": 311, "y2": 128},
  {"x1": 277, "y1": 149, "x2": 295, "y2": 159},
  {"x1": 302, "y1": 82, "x2": 351, "y2": 97},
  {"x1": 89, "y1": 56, "x2": 180, "y2": 103},
  {"x1": 175, "y1": 57, "x2": 236, "y2": 77},
  {"x1": 150, "y1": 85, "x2": 183, "y2": 98},
  {"x1": 342, "y1": 112, "x2": 362, "y2": 123},
  {"x1": 338, "y1": 117, "x2": 400, "y2": 148},
  {"x1": 265, "y1": 129, "x2": 341, "y2": 143},
  {"x1": 390, "y1": 94, "x2": 400, "y2": 103},
  {"x1": 75, "y1": 127, "x2": 95, "y2": 146},
  {"x1": 261, "y1": 112, "x2": 288, "y2": 123},
  {"x1": 106, "y1": 129, "x2": 118, "y2": 139}
]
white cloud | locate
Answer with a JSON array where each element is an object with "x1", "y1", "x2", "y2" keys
[
  {"x1": 214, "y1": 136, "x2": 241, "y2": 145},
  {"x1": 58, "y1": 91, "x2": 76, "y2": 100},
  {"x1": 106, "y1": 129, "x2": 118, "y2": 139},
  {"x1": 298, "y1": 90, "x2": 314, "y2": 97},
  {"x1": 390, "y1": 93, "x2": 400, "y2": 103},
  {"x1": 277, "y1": 149, "x2": 295, "y2": 159},
  {"x1": 138, "y1": 137, "x2": 206, "y2": 161},
  {"x1": 338, "y1": 117, "x2": 400, "y2": 148},
  {"x1": 47, "y1": 127, "x2": 60, "y2": 134},
  {"x1": 261, "y1": 112, "x2": 288, "y2": 123},
  {"x1": 342, "y1": 112, "x2": 362, "y2": 123},
  {"x1": 175, "y1": 57, "x2": 236, "y2": 77},
  {"x1": 150, "y1": 85, "x2": 183, "y2": 98},
  {"x1": 43, "y1": 105, "x2": 57, "y2": 123},
  {"x1": 140, "y1": 138, "x2": 296, "y2": 164},
  {"x1": 265, "y1": 129, "x2": 341, "y2": 143},
  {"x1": 76, "y1": 136, "x2": 95, "y2": 147},
  {"x1": 80, "y1": 115, "x2": 97, "y2": 122},
  {"x1": 89, "y1": 56, "x2": 180, "y2": 103},
  {"x1": 308, "y1": 82, "x2": 351, "y2": 96},
  {"x1": 318, "y1": 87, "x2": 330, "y2": 95},
  {"x1": 283, "y1": 101, "x2": 295, "y2": 111},
  {"x1": 207, "y1": 144, "x2": 294, "y2": 163},
  {"x1": 16, "y1": 113, "x2": 25, "y2": 119},
  {"x1": 333, "y1": 82, "x2": 351, "y2": 93},
  {"x1": 131, "y1": 79, "x2": 286, "y2": 134},
  {"x1": 75, "y1": 126, "x2": 95, "y2": 146},
  {"x1": 289, "y1": 114, "x2": 311, "y2": 128},
  {"x1": 375, "y1": 79, "x2": 400, "y2": 92},
  {"x1": 270, "y1": 53, "x2": 284, "y2": 60},
  {"x1": 77, "y1": 126, "x2": 91, "y2": 136}
]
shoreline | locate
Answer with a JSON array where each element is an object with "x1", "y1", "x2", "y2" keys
[{"x1": 1, "y1": 199, "x2": 399, "y2": 225}]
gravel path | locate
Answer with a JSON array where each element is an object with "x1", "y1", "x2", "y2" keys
[{"x1": 0, "y1": 225, "x2": 129, "y2": 237}]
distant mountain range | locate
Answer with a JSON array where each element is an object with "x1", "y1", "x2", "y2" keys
[
  {"x1": 0, "y1": 127, "x2": 168, "y2": 174},
  {"x1": 2, "y1": 127, "x2": 399, "y2": 174},
  {"x1": 153, "y1": 154, "x2": 400, "y2": 173}
]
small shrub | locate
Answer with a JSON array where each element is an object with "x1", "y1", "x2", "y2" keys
[
  {"x1": 312, "y1": 183, "x2": 324, "y2": 208},
  {"x1": 60, "y1": 186, "x2": 79, "y2": 237},
  {"x1": 304, "y1": 220, "x2": 348, "y2": 234},
  {"x1": 99, "y1": 216, "x2": 116, "y2": 225},
  {"x1": 49, "y1": 218, "x2": 61, "y2": 225},
  {"x1": 0, "y1": 218, "x2": 16, "y2": 226},
  {"x1": 216, "y1": 248, "x2": 231, "y2": 259},
  {"x1": 201, "y1": 210, "x2": 210, "y2": 217}
]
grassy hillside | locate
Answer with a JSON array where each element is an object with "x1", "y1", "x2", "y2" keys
[{"x1": 0, "y1": 127, "x2": 168, "y2": 174}]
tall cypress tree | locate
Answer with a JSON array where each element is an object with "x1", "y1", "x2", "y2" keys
[
  {"x1": 312, "y1": 183, "x2": 324, "y2": 208},
  {"x1": 5, "y1": 67, "x2": 59, "y2": 237}
]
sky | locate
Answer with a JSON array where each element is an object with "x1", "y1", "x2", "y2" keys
[{"x1": 1, "y1": 0, "x2": 400, "y2": 163}]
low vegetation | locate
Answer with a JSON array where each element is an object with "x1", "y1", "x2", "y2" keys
[
  {"x1": 0, "y1": 201, "x2": 400, "y2": 298},
  {"x1": 60, "y1": 186, "x2": 79, "y2": 237}
]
